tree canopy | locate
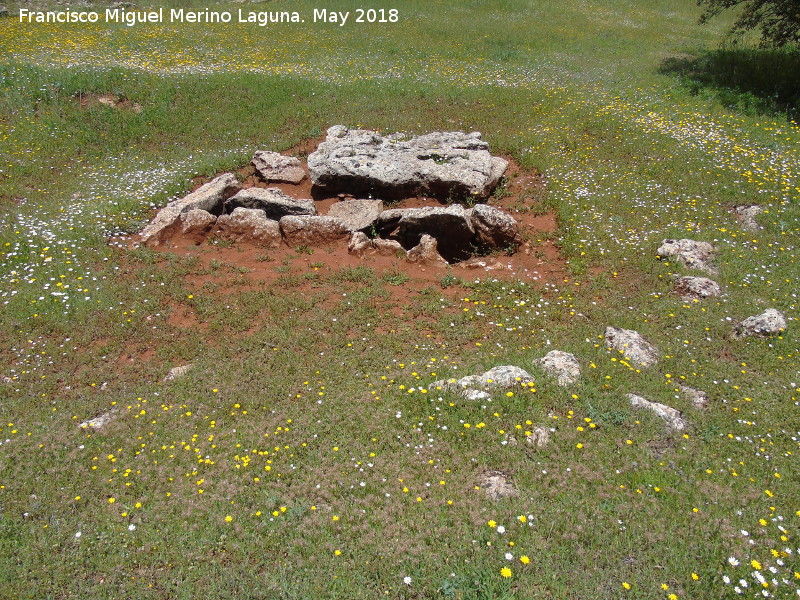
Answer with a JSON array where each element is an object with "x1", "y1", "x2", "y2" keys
[{"x1": 698, "y1": 0, "x2": 800, "y2": 46}]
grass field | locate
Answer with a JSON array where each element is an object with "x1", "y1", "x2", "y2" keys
[{"x1": 1, "y1": 0, "x2": 799, "y2": 598}]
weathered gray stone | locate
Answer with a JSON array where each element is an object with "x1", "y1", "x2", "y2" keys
[
  {"x1": 526, "y1": 426, "x2": 551, "y2": 449},
  {"x1": 163, "y1": 363, "x2": 194, "y2": 382},
  {"x1": 251, "y1": 150, "x2": 305, "y2": 184},
  {"x1": 407, "y1": 234, "x2": 447, "y2": 265},
  {"x1": 139, "y1": 173, "x2": 239, "y2": 245},
  {"x1": 674, "y1": 276, "x2": 721, "y2": 300},
  {"x1": 627, "y1": 394, "x2": 687, "y2": 431},
  {"x1": 431, "y1": 365, "x2": 535, "y2": 397},
  {"x1": 733, "y1": 308, "x2": 787, "y2": 339},
  {"x1": 372, "y1": 237, "x2": 405, "y2": 256},
  {"x1": 678, "y1": 384, "x2": 708, "y2": 409},
  {"x1": 734, "y1": 204, "x2": 762, "y2": 232},
  {"x1": 280, "y1": 215, "x2": 350, "y2": 246},
  {"x1": 179, "y1": 209, "x2": 216, "y2": 238},
  {"x1": 79, "y1": 408, "x2": 119, "y2": 431},
  {"x1": 470, "y1": 203, "x2": 520, "y2": 250},
  {"x1": 215, "y1": 208, "x2": 282, "y2": 246},
  {"x1": 376, "y1": 204, "x2": 474, "y2": 261},
  {"x1": 657, "y1": 239, "x2": 716, "y2": 273},
  {"x1": 308, "y1": 125, "x2": 508, "y2": 200},
  {"x1": 223, "y1": 187, "x2": 316, "y2": 220},
  {"x1": 327, "y1": 199, "x2": 384, "y2": 232},
  {"x1": 476, "y1": 470, "x2": 518, "y2": 501},
  {"x1": 536, "y1": 350, "x2": 581, "y2": 386},
  {"x1": 347, "y1": 231, "x2": 372, "y2": 256},
  {"x1": 604, "y1": 326, "x2": 659, "y2": 367}
]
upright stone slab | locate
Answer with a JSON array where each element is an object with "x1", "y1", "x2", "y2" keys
[
  {"x1": 376, "y1": 205, "x2": 474, "y2": 262},
  {"x1": 280, "y1": 215, "x2": 350, "y2": 246},
  {"x1": 327, "y1": 199, "x2": 383, "y2": 233},
  {"x1": 223, "y1": 188, "x2": 316, "y2": 220},
  {"x1": 139, "y1": 173, "x2": 239, "y2": 245}
]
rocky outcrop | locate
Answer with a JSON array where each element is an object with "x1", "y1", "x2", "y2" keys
[
  {"x1": 223, "y1": 188, "x2": 316, "y2": 220},
  {"x1": 526, "y1": 426, "x2": 551, "y2": 449},
  {"x1": 604, "y1": 327, "x2": 659, "y2": 367},
  {"x1": 657, "y1": 239, "x2": 716, "y2": 273},
  {"x1": 733, "y1": 308, "x2": 787, "y2": 339},
  {"x1": 678, "y1": 384, "x2": 708, "y2": 409},
  {"x1": 431, "y1": 365, "x2": 535, "y2": 398},
  {"x1": 327, "y1": 199, "x2": 383, "y2": 232},
  {"x1": 308, "y1": 125, "x2": 507, "y2": 200},
  {"x1": 471, "y1": 203, "x2": 520, "y2": 251},
  {"x1": 79, "y1": 408, "x2": 119, "y2": 431},
  {"x1": 139, "y1": 173, "x2": 239, "y2": 245},
  {"x1": 376, "y1": 205, "x2": 475, "y2": 262},
  {"x1": 536, "y1": 350, "x2": 581, "y2": 386},
  {"x1": 627, "y1": 394, "x2": 687, "y2": 431},
  {"x1": 406, "y1": 234, "x2": 447, "y2": 265},
  {"x1": 476, "y1": 470, "x2": 518, "y2": 501},
  {"x1": 215, "y1": 208, "x2": 282, "y2": 246},
  {"x1": 673, "y1": 276, "x2": 721, "y2": 300},
  {"x1": 251, "y1": 151, "x2": 305, "y2": 184},
  {"x1": 734, "y1": 204, "x2": 762, "y2": 232},
  {"x1": 280, "y1": 215, "x2": 350, "y2": 246},
  {"x1": 163, "y1": 363, "x2": 194, "y2": 382}
]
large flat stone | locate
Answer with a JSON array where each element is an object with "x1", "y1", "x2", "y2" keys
[{"x1": 308, "y1": 125, "x2": 507, "y2": 200}]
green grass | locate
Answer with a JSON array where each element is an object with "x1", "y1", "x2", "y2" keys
[{"x1": 1, "y1": 0, "x2": 799, "y2": 598}]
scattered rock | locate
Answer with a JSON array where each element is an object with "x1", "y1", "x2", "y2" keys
[
  {"x1": 457, "y1": 257, "x2": 499, "y2": 270},
  {"x1": 535, "y1": 350, "x2": 581, "y2": 386},
  {"x1": 223, "y1": 187, "x2": 316, "y2": 220},
  {"x1": 476, "y1": 470, "x2": 518, "y2": 501},
  {"x1": 431, "y1": 365, "x2": 535, "y2": 397},
  {"x1": 376, "y1": 205, "x2": 474, "y2": 262},
  {"x1": 163, "y1": 363, "x2": 194, "y2": 382},
  {"x1": 280, "y1": 215, "x2": 350, "y2": 246},
  {"x1": 79, "y1": 409, "x2": 119, "y2": 431},
  {"x1": 657, "y1": 239, "x2": 716, "y2": 273},
  {"x1": 526, "y1": 426, "x2": 551, "y2": 449},
  {"x1": 139, "y1": 173, "x2": 239, "y2": 245},
  {"x1": 733, "y1": 308, "x2": 787, "y2": 339},
  {"x1": 407, "y1": 234, "x2": 447, "y2": 265},
  {"x1": 734, "y1": 204, "x2": 762, "y2": 231},
  {"x1": 604, "y1": 326, "x2": 659, "y2": 367},
  {"x1": 308, "y1": 125, "x2": 507, "y2": 200},
  {"x1": 678, "y1": 384, "x2": 708, "y2": 409},
  {"x1": 179, "y1": 209, "x2": 216, "y2": 242},
  {"x1": 215, "y1": 207, "x2": 282, "y2": 246},
  {"x1": 626, "y1": 394, "x2": 687, "y2": 431},
  {"x1": 327, "y1": 198, "x2": 384, "y2": 232},
  {"x1": 673, "y1": 276, "x2": 721, "y2": 300},
  {"x1": 470, "y1": 203, "x2": 520, "y2": 251},
  {"x1": 251, "y1": 150, "x2": 306, "y2": 184},
  {"x1": 0, "y1": 7, "x2": 9, "y2": 18}
]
